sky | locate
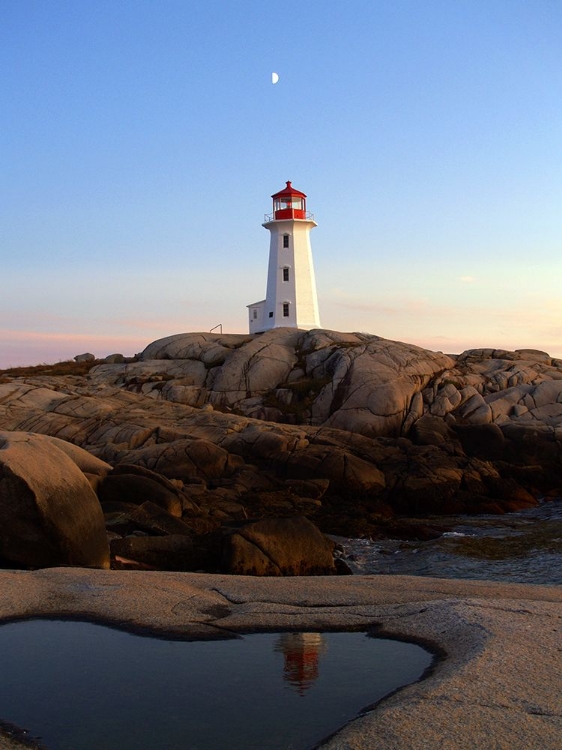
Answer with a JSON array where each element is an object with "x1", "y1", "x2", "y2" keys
[{"x1": 2, "y1": 0, "x2": 562, "y2": 367}]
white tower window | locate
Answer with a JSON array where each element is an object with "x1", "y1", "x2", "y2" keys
[
  {"x1": 283, "y1": 234, "x2": 289, "y2": 248},
  {"x1": 283, "y1": 267, "x2": 290, "y2": 282},
  {"x1": 283, "y1": 302, "x2": 290, "y2": 317}
]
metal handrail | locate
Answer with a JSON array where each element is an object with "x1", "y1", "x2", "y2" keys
[
  {"x1": 210, "y1": 324, "x2": 222, "y2": 334},
  {"x1": 263, "y1": 212, "x2": 315, "y2": 222}
]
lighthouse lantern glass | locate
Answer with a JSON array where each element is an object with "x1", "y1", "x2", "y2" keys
[
  {"x1": 273, "y1": 196, "x2": 306, "y2": 220},
  {"x1": 274, "y1": 197, "x2": 304, "y2": 211}
]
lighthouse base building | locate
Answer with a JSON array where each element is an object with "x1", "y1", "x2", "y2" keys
[{"x1": 248, "y1": 182, "x2": 321, "y2": 334}]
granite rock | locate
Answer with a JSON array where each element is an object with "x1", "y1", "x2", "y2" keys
[
  {"x1": 3, "y1": 329, "x2": 562, "y2": 572},
  {"x1": 223, "y1": 516, "x2": 336, "y2": 576},
  {"x1": 0, "y1": 431, "x2": 109, "y2": 569}
]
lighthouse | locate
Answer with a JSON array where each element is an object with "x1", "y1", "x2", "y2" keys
[{"x1": 247, "y1": 181, "x2": 321, "y2": 334}]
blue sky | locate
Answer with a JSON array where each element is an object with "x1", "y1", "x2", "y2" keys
[{"x1": 2, "y1": 0, "x2": 561, "y2": 367}]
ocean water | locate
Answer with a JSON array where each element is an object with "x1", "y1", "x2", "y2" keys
[
  {"x1": 340, "y1": 499, "x2": 562, "y2": 585},
  {"x1": 0, "y1": 621, "x2": 432, "y2": 750}
]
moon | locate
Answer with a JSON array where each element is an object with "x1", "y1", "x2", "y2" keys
[{"x1": 271, "y1": 72, "x2": 279, "y2": 84}]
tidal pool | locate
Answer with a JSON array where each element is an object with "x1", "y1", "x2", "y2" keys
[{"x1": 0, "y1": 619, "x2": 433, "y2": 750}]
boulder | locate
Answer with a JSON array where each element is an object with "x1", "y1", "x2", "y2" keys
[
  {"x1": 392, "y1": 463, "x2": 465, "y2": 515},
  {"x1": 98, "y1": 466, "x2": 183, "y2": 517},
  {"x1": 318, "y1": 337, "x2": 455, "y2": 437},
  {"x1": 454, "y1": 423, "x2": 506, "y2": 460},
  {"x1": 74, "y1": 352, "x2": 95, "y2": 362},
  {"x1": 285, "y1": 478, "x2": 329, "y2": 500},
  {"x1": 223, "y1": 516, "x2": 336, "y2": 576},
  {"x1": 38, "y1": 434, "x2": 112, "y2": 492},
  {"x1": 515, "y1": 348, "x2": 551, "y2": 362},
  {"x1": 0, "y1": 431, "x2": 109, "y2": 569},
  {"x1": 38, "y1": 435, "x2": 112, "y2": 477},
  {"x1": 210, "y1": 329, "x2": 300, "y2": 406},
  {"x1": 127, "y1": 501, "x2": 196, "y2": 536},
  {"x1": 455, "y1": 392, "x2": 493, "y2": 425},
  {"x1": 110, "y1": 439, "x2": 236, "y2": 481},
  {"x1": 111, "y1": 534, "x2": 195, "y2": 571},
  {"x1": 140, "y1": 332, "x2": 253, "y2": 361},
  {"x1": 410, "y1": 415, "x2": 460, "y2": 450},
  {"x1": 284, "y1": 445, "x2": 386, "y2": 493}
]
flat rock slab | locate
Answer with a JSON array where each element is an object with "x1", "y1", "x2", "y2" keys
[{"x1": 0, "y1": 570, "x2": 560, "y2": 749}]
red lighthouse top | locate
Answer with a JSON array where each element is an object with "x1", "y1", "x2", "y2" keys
[{"x1": 271, "y1": 181, "x2": 307, "y2": 220}]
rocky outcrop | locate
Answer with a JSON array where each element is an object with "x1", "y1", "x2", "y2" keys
[
  {"x1": 90, "y1": 329, "x2": 454, "y2": 436},
  {"x1": 98, "y1": 465, "x2": 184, "y2": 517},
  {"x1": 0, "y1": 431, "x2": 110, "y2": 569},
  {"x1": 87, "y1": 330, "x2": 562, "y2": 447},
  {"x1": 1, "y1": 329, "x2": 562, "y2": 574}
]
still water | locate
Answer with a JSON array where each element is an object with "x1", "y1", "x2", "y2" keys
[
  {"x1": 0, "y1": 620, "x2": 432, "y2": 750},
  {"x1": 342, "y1": 499, "x2": 562, "y2": 585}
]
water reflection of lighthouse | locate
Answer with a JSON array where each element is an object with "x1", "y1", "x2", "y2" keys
[{"x1": 274, "y1": 633, "x2": 327, "y2": 695}]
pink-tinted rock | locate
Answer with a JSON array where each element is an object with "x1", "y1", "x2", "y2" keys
[{"x1": 0, "y1": 431, "x2": 109, "y2": 569}]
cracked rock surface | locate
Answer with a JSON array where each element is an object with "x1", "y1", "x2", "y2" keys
[
  {"x1": 3, "y1": 329, "x2": 562, "y2": 556},
  {"x1": 88, "y1": 329, "x2": 562, "y2": 440},
  {"x1": 0, "y1": 570, "x2": 560, "y2": 749}
]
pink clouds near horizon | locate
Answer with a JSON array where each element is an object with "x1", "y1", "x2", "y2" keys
[
  {"x1": 4, "y1": 324, "x2": 562, "y2": 371},
  {"x1": 0, "y1": 330, "x2": 152, "y2": 369}
]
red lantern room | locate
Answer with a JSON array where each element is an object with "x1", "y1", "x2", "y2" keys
[{"x1": 271, "y1": 181, "x2": 307, "y2": 220}]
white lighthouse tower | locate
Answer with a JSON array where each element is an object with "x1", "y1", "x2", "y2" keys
[{"x1": 247, "y1": 181, "x2": 321, "y2": 334}]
